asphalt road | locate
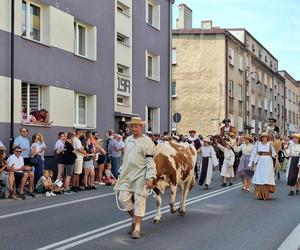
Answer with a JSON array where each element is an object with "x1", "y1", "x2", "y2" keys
[{"x1": 0, "y1": 171, "x2": 299, "y2": 250}]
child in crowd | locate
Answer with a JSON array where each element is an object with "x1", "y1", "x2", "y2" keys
[
  {"x1": 36, "y1": 169, "x2": 56, "y2": 197},
  {"x1": 0, "y1": 150, "x2": 10, "y2": 198},
  {"x1": 102, "y1": 164, "x2": 116, "y2": 186},
  {"x1": 217, "y1": 141, "x2": 235, "y2": 187},
  {"x1": 82, "y1": 139, "x2": 97, "y2": 190}
]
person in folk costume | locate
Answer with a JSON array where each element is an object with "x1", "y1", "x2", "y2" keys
[
  {"x1": 273, "y1": 135, "x2": 283, "y2": 180},
  {"x1": 266, "y1": 118, "x2": 280, "y2": 137},
  {"x1": 283, "y1": 133, "x2": 300, "y2": 196},
  {"x1": 248, "y1": 132, "x2": 276, "y2": 200},
  {"x1": 114, "y1": 117, "x2": 157, "y2": 239},
  {"x1": 220, "y1": 118, "x2": 237, "y2": 139},
  {"x1": 233, "y1": 135, "x2": 254, "y2": 192},
  {"x1": 217, "y1": 140, "x2": 235, "y2": 187},
  {"x1": 198, "y1": 137, "x2": 218, "y2": 190},
  {"x1": 187, "y1": 130, "x2": 202, "y2": 179}
]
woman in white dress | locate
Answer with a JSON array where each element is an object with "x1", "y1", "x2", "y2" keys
[
  {"x1": 284, "y1": 133, "x2": 300, "y2": 196},
  {"x1": 198, "y1": 137, "x2": 218, "y2": 190},
  {"x1": 233, "y1": 135, "x2": 254, "y2": 192},
  {"x1": 248, "y1": 132, "x2": 276, "y2": 200},
  {"x1": 217, "y1": 141, "x2": 235, "y2": 187}
]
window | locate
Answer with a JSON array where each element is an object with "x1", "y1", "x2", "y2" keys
[
  {"x1": 117, "y1": 1, "x2": 130, "y2": 16},
  {"x1": 172, "y1": 48, "x2": 177, "y2": 65},
  {"x1": 146, "y1": 50, "x2": 160, "y2": 81},
  {"x1": 228, "y1": 80, "x2": 234, "y2": 98},
  {"x1": 146, "y1": 1, "x2": 160, "y2": 30},
  {"x1": 238, "y1": 117, "x2": 243, "y2": 132},
  {"x1": 22, "y1": 0, "x2": 41, "y2": 42},
  {"x1": 146, "y1": 106, "x2": 160, "y2": 134},
  {"x1": 265, "y1": 55, "x2": 268, "y2": 63},
  {"x1": 252, "y1": 44, "x2": 255, "y2": 53},
  {"x1": 238, "y1": 54, "x2": 243, "y2": 71},
  {"x1": 117, "y1": 94, "x2": 129, "y2": 106},
  {"x1": 228, "y1": 48, "x2": 234, "y2": 66},
  {"x1": 171, "y1": 81, "x2": 176, "y2": 97},
  {"x1": 75, "y1": 94, "x2": 87, "y2": 126},
  {"x1": 22, "y1": 82, "x2": 42, "y2": 115},
  {"x1": 74, "y1": 21, "x2": 87, "y2": 57},
  {"x1": 117, "y1": 33, "x2": 130, "y2": 46},
  {"x1": 117, "y1": 64, "x2": 130, "y2": 76},
  {"x1": 237, "y1": 85, "x2": 243, "y2": 101}
]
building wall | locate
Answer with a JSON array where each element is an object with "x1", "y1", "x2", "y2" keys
[
  {"x1": 172, "y1": 33, "x2": 226, "y2": 135},
  {"x1": 132, "y1": 0, "x2": 171, "y2": 134},
  {"x1": 0, "y1": 0, "x2": 115, "y2": 153}
]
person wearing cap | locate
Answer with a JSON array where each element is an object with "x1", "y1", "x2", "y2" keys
[
  {"x1": 220, "y1": 118, "x2": 236, "y2": 138},
  {"x1": 198, "y1": 137, "x2": 218, "y2": 189},
  {"x1": 266, "y1": 118, "x2": 280, "y2": 137},
  {"x1": 217, "y1": 141, "x2": 235, "y2": 187},
  {"x1": 114, "y1": 117, "x2": 156, "y2": 239},
  {"x1": 233, "y1": 135, "x2": 254, "y2": 192},
  {"x1": 248, "y1": 132, "x2": 276, "y2": 200},
  {"x1": 187, "y1": 130, "x2": 202, "y2": 179},
  {"x1": 283, "y1": 133, "x2": 300, "y2": 196}
]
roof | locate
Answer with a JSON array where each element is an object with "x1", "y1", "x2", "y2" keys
[
  {"x1": 173, "y1": 28, "x2": 226, "y2": 35},
  {"x1": 278, "y1": 70, "x2": 299, "y2": 86}
]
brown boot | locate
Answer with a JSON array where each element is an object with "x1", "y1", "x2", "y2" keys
[
  {"x1": 132, "y1": 230, "x2": 141, "y2": 239},
  {"x1": 9, "y1": 192, "x2": 17, "y2": 200}
]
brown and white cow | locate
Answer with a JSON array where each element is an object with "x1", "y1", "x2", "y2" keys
[{"x1": 153, "y1": 141, "x2": 197, "y2": 223}]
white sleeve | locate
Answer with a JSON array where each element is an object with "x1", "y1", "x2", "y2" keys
[
  {"x1": 217, "y1": 144, "x2": 225, "y2": 152},
  {"x1": 7, "y1": 156, "x2": 14, "y2": 167},
  {"x1": 248, "y1": 142, "x2": 258, "y2": 167},
  {"x1": 0, "y1": 140, "x2": 4, "y2": 147},
  {"x1": 210, "y1": 146, "x2": 219, "y2": 167},
  {"x1": 230, "y1": 150, "x2": 235, "y2": 166},
  {"x1": 233, "y1": 145, "x2": 242, "y2": 153}
]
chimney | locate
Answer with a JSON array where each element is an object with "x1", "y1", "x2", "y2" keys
[
  {"x1": 176, "y1": 3, "x2": 192, "y2": 29},
  {"x1": 201, "y1": 20, "x2": 213, "y2": 29}
]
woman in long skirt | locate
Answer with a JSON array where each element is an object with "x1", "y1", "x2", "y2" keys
[
  {"x1": 284, "y1": 133, "x2": 300, "y2": 196},
  {"x1": 233, "y1": 135, "x2": 254, "y2": 192},
  {"x1": 248, "y1": 132, "x2": 276, "y2": 200},
  {"x1": 198, "y1": 137, "x2": 218, "y2": 190}
]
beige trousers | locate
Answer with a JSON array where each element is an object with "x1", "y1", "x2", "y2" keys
[{"x1": 118, "y1": 191, "x2": 147, "y2": 217}]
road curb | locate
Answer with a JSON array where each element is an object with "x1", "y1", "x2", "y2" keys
[{"x1": 278, "y1": 223, "x2": 300, "y2": 250}]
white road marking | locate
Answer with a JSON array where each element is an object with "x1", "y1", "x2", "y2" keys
[
  {"x1": 0, "y1": 192, "x2": 115, "y2": 220},
  {"x1": 278, "y1": 222, "x2": 300, "y2": 250},
  {"x1": 37, "y1": 183, "x2": 242, "y2": 250}
]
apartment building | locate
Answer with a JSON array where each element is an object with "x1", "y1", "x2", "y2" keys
[
  {"x1": 172, "y1": 3, "x2": 286, "y2": 136},
  {"x1": 278, "y1": 70, "x2": 299, "y2": 135},
  {"x1": 0, "y1": 0, "x2": 172, "y2": 152}
]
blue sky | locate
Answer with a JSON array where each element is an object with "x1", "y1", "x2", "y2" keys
[{"x1": 173, "y1": 0, "x2": 300, "y2": 80}]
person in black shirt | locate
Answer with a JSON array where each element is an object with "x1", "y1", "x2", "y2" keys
[{"x1": 62, "y1": 132, "x2": 77, "y2": 194}]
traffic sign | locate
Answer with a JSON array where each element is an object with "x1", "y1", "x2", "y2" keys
[{"x1": 173, "y1": 112, "x2": 182, "y2": 123}]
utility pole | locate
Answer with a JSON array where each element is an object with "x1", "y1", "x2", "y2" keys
[{"x1": 10, "y1": 0, "x2": 15, "y2": 153}]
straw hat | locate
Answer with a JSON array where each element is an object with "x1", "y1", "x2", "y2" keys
[
  {"x1": 222, "y1": 118, "x2": 231, "y2": 123},
  {"x1": 172, "y1": 135, "x2": 180, "y2": 142},
  {"x1": 243, "y1": 134, "x2": 253, "y2": 142},
  {"x1": 292, "y1": 133, "x2": 300, "y2": 139},
  {"x1": 127, "y1": 117, "x2": 146, "y2": 125},
  {"x1": 202, "y1": 137, "x2": 211, "y2": 143},
  {"x1": 260, "y1": 132, "x2": 270, "y2": 138},
  {"x1": 189, "y1": 129, "x2": 196, "y2": 134}
]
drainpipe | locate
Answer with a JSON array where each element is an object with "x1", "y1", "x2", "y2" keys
[
  {"x1": 283, "y1": 79, "x2": 286, "y2": 135},
  {"x1": 168, "y1": 2, "x2": 172, "y2": 133},
  {"x1": 10, "y1": 0, "x2": 15, "y2": 153},
  {"x1": 225, "y1": 33, "x2": 228, "y2": 118}
]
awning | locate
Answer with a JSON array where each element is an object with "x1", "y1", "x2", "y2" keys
[{"x1": 114, "y1": 112, "x2": 140, "y2": 118}]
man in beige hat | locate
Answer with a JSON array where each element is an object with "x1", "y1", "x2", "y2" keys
[{"x1": 114, "y1": 117, "x2": 157, "y2": 239}]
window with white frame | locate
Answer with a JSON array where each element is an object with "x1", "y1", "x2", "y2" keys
[
  {"x1": 228, "y1": 80, "x2": 234, "y2": 98},
  {"x1": 22, "y1": 82, "x2": 42, "y2": 114},
  {"x1": 228, "y1": 48, "x2": 234, "y2": 66},
  {"x1": 22, "y1": 0, "x2": 41, "y2": 42},
  {"x1": 75, "y1": 94, "x2": 87, "y2": 127},
  {"x1": 238, "y1": 55, "x2": 243, "y2": 71},
  {"x1": 117, "y1": 1, "x2": 130, "y2": 16},
  {"x1": 146, "y1": 50, "x2": 160, "y2": 81},
  {"x1": 146, "y1": 1, "x2": 160, "y2": 30},
  {"x1": 237, "y1": 85, "x2": 243, "y2": 101},
  {"x1": 117, "y1": 94, "x2": 129, "y2": 106},
  {"x1": 117, "y1": 64, "x2": 130, "y2": 76},
  {"x1": 117, "y1": 32, "x2": 130, "y2": 46},
  {"x1": 74, "y1": 21, "x2": 87, "y2": 57},
  {"x1": 172, "y1": 48, "x2": 177, "y2": 65},
  {"x1": 146, "y1": 106, "x2": 160, "y2": 134},
  {"x1": 171, "y1": 81, "x2": 177, "y2": 97}
]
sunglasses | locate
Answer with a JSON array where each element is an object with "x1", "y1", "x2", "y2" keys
[{"x1": 15, "y1": 151, "x2": 22, "y2": 153}]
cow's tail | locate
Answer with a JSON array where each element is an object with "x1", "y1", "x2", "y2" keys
[{"x1": 189, "y1": 175, "x2": 196, "y2": 192}]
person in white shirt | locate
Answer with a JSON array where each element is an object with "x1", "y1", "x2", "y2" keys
[
  {"x1": 234, "y1": 135, "x2": 254, "y2": 192},
  {"x1": 217, "y1": 141, "x2": 235, "y2": 187},
  {"x1": 198, "y1": 137, "x2": 218, "y2": 190},
  {"x1": 53, "y1": 132, "x2": 66, "y2": 181},
  {"x1": 7, "y1": 146, "x2": 35, "y2": 200}
]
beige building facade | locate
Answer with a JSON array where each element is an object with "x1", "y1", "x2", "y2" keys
[{"x1": 172, "y1": 4, "x2": 289, "y2": 136}]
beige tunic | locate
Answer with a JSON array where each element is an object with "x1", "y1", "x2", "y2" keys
[{"x1": 114, "y1": 135, "x2": 157, "y2": 196}]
